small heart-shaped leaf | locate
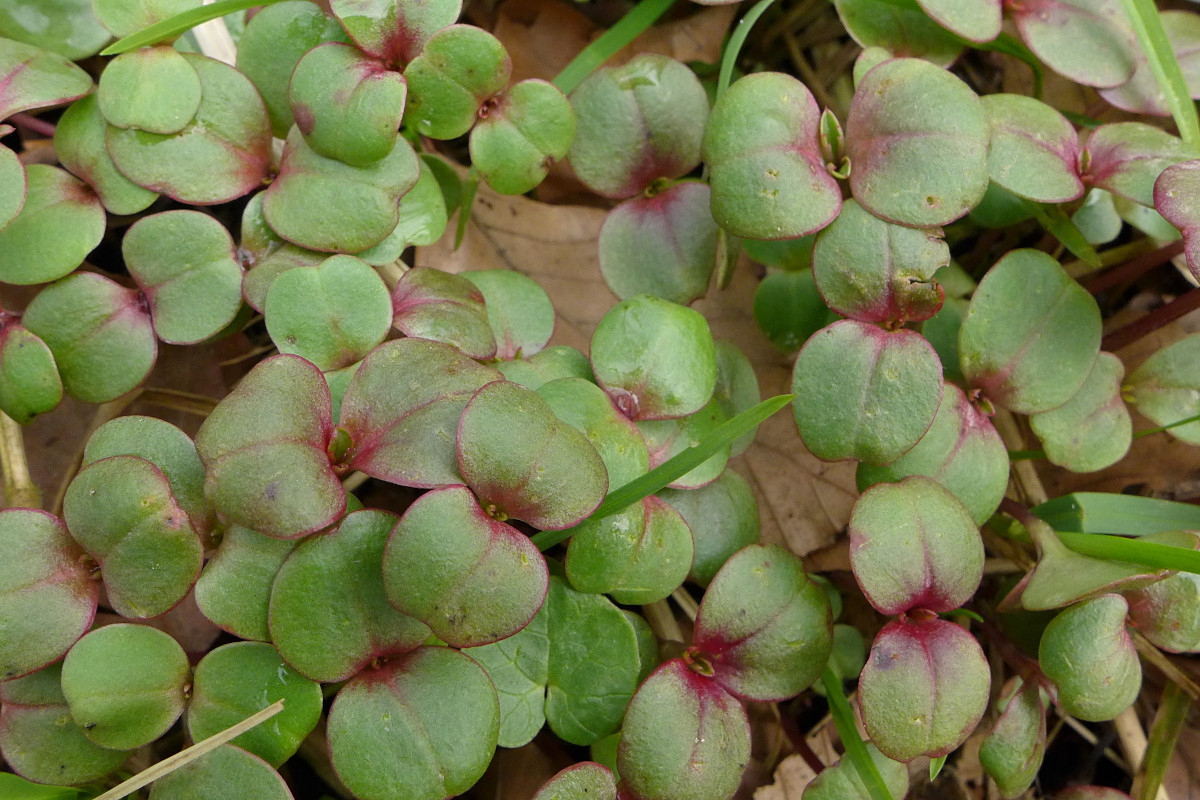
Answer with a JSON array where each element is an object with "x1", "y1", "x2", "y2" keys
[
  {"x1": 55, "y1": 94, "x2": 157, "y2": 215},
  {"x1": 471, "y1": 79, "x2": 575, "y2": 196},
  {"x1": 462, "y1": 269, "x2": 555, "y2": 360},
  {"x1": 269, "y1": 509, "x2": 430, "y2": 682},
  {"x1": 61, "y1": 624, "x2": 190, "y2": 751},
  {"x1": 0, "y1": 37, "x2": 92, "y2": 120},
  {"x1": 22, "y1": 272, "x2": 156, "y2": 404},
  {"x1": 1030, "y1": 351, "x2": 1131, "y2": 472},
  {"x1": 327, "y1": 647, "x2": 498, "y2": 800},
  {"x1": 570, "y1": 54, "x2": 709, "y2": 199},
  {"x1": 147, "y1": 745, "x2": 292, "y2": 800},
  {"x1": 461, "y1": 600, "x2": 549, "y2": 748},
  {"x1": 792, "y1": 320, "x2": 943, "y2": 464},
  {"x1": 331, "y1": 0, "x2": 463, "y2": 66},
  {"x1": 0, "y1": 322, "x2": 61, "y2": 425},
  {"x1": 266, "y1": 255, "x2": 392, "y2": 371},
  {"x1": 403, "y1": 24, "x2": 510, "y2": 140},
  {"x1": 194, "y1": 524, "x2": 298, "y2": 641},
  {"x1": 0, "y1": 510, "x2": 96, "y2": 680},
  {"x1": 187, "y1": 642, "x2": 322, "y2": 767},
  {"x1": 107, "y1": 54, "x2": 271, "y2": 205},
  {"x1": 599, "y1": 182, "x2": 718, "y2": 305},
  {"x1": 982, "y1": 94, "x2": 1083, "y2": 204},
  {"x1": 339, "y1": 338, "x2": 502, "y2": 486},
  {"x1": 123, "y1": 210, "x2": 244, "y2": 344},
  {"x1": 290, "y1": 42, "x2": 407, "y2": 167},
  {"x1": 97, "y1": 46, "x2": 201, "y2": 135},
  {"x1": 0, "y1": 164, "x2": 105, "y2": 286},
  {"x1": 849, "y1": 476, "x2": 984, "y2": 614},
  {"x1": 195, "y1": 355, "x2": 344, "y2": 539},
  {"x1": 383, "y1": 485, "x2": 548, "y2": 647},
  {"x1": 391, "y1": 267, "x2": 496, "y2": 359},
  {"x1": 63, "y1": 455, "x2": 203, "y2": 619}
]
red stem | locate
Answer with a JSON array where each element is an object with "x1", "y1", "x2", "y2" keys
[
  {"x1": 1102, "y1": 286, "x2": 1200, "y2": 352},
  {"x1": 1084, "y1": 240, "x2": 1186, "y2": 295},
  {"x1": 9, "y1": 113, "x2": 56, "y2": 139}
]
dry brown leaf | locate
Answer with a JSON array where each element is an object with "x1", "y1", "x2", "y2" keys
[
  {"x1": 753, "y1": 754, "x2": 821, "y2": 800},
  {"x1": 493, "y1": 0, "x2": 736, "y2": 84},
  {"x1": 418, "y1": 181, "x2": 856, "y2": 556}
]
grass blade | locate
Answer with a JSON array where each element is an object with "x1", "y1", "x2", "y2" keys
[
  {"x1": 552, "y1": 0, "x2": 678, "y2": 95},
  {"x1": 717, "y1": 0, "x2": 778, "y2": 100},
  {"x1": 1139, "y1": 682, "x2": 1191, "y2": 800},
  {"x1": 821, "y1": 668, "x2": 894, "y2": 800},
  {"x1": 1034, "y1": 492, "x2": 1200, "y2": 536},
  {"x1": 1058, "y1": 530, "x2": 1200, "y2": 575},
  {"x1": 1031, "y1": 203, "x2": 1101, "y2": 268},
  {"x1": 1121, "y1": 0, "x2": 1200, "y2": 149},
  {"x1": 531, "y1": 393, "x2": 793, "y2": 551},
  {"x1": 100, "y1": 0, "x2": 279, "y2": 55}
]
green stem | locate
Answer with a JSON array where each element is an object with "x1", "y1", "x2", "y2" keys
[
  {"x1": 531, "y1": 394, "x2": 794, "y2": 551},
  {"x1": 1132, "y1": 411, "x2": 1200, "y2": 439},
  {"x1": 552, "y1": 0, "x2": 679, "y2": 95},
  {"x1": 1120, "y1": 0, "x2": 1200, "y2": 149},
  {"x1": 821, "y1": 669, "x2": 894, "y2": 800},
  {"x1": 1139, "y1": 682, "x2": 1191, "y2": 800},
  {"x1": 716, "y1": 0, "x2": 778, "y2": 100},
  {"x1": 101, "y1": 0, "x2": 282, "y2": 55}
]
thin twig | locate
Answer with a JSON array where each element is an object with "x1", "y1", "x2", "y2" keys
[
  {"x1": 1103, "y1": 287, "x2": 1200, "y2": 352},
  {"x1": 1080, "y1": 240, "x2": 1182, "y2": 292},
  {"x1": 93, "y1": 701, "x2": 284, "y2": 800},
  {"x1": 0, "y1": 411, "x2": 38, "y2": 508},
  {"x1": 342, "y1": 471, "x2": 369, "y2": 492},
  {"x1": 139, "y1": 387, "x2": 219, "y2": 418},
  {"x1": 782, "y1": 31, "x2": 838, "y2": 112},
  {"x1": 671, "y1": 586, "x2": 699, "y2": 622},
  {"x1": 8, "y1": 112, "x2": 56, "y2": 138},
  {"x1": 1132, "y1": 631, "x2": 1200, "y2": 701},
  {"x1": 642, "y1": 599, "x2": 684, "y2": 643}
]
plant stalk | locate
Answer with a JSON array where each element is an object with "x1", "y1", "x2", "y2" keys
[
  {"x1": 1103, "y1": 286, "x2": 1200, "y2": 352},
  {"x1": 0, "y1": 412, "x2": 38, "y2": 509},
  {"x1": 1083, "y1": 240, "x2": 1185, "y2": 294},
  {"x1": 1137, "y1": 682, "x2": 1190, "y2": 800}
]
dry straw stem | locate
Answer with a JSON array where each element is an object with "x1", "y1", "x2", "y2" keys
[
  {"x1": 0, "y1": 411, "x2": 39, "y2": 508},
  {"x1": 92, "y1": 700, "x2": 285, "y2": 800}
]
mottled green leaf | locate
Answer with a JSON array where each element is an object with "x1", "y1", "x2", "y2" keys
[
  {"x1": 639, "y1": 399, "x2": 729, "y2": 489},
  {"x1": 148, "y1": 745, "x2": 291, "y2": 800},
  {"x1": 534, "y1": 763, "x2": 617, "y2": 800},
  {"x1": 1126, "y1": 571, "x2": 1200, "y2": 653},
  {"x1": 0, "y1": 37, "x2": 92, "y2": 120},
  {"x1": 658, "y1": 470, "x2": 759, "y2": 587},
  {"x1": 193, "y1": 524, "x2": 297, "y2": 641},
  {"x1": 462, "y1": 269, "x2": 555, "y2": 360},
  {"x1": 54, "y1": 94, "x2": 157, "y2": 215},
  {"x1": 94, "y1": 0, "x2": 202, "y2": 39},
  {"x1": 983, "y1": 94, "x2": 1084, "y2": 204},
  {"x1": 1039, "y1": 595, "x2": 1140, "y2": 721},
  {"x1": 753, "y1": 270, "x2": 837, "y2": 352},
  {"x1": 98, "y1": 46, "x2": 201, "y2": 135},
  {"x1": 979, "y1": 678, "x2": 1046, "y2": 799},
  {"x1": 1030, "y1": 351, "x2": 1131, "y2": 472},
  {"x1": 0, "y1": 0, "x2": 110, "y2": 60},
  {"x1": 0, "y1": 164, "x2": 104, "y2": 285},
  {"x1": 916, "y1": 0, "x2": 1001, "y2": 42},
  {"x1": 403, "y1": 24, "x2": 509, "y2": 140},
  {"x1": 835, "y1": 0, "x2": 963, "y2": 65},
  {"x1": 537, "y1": 377, "x2": 648, "y2": 490},
  {"x1": 1010, "y1": 0, "x2": 1135, "y2": 88},
  {"x1": 499, "y1": 345, "x2": 593, "y2": 390},
  {"x1": 472, "y1": 79, "x2": 575, "y2": 196},
  {"x1": 1085, "y1": 122, "x2": 1198, "y2": 206},
  {"x1": 462, "y1": 602, "x2": 549, "y2": 748},
  {"x1": 391, "y1": 267, "x2": 495, "y2": 359},
  {"x1": 0, "y1": 323, "x2": 61, "y2": 425}
]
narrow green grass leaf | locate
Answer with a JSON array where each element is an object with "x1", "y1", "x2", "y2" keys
[
  {"x1": 1058, "y1": 531, "x2": 1200, "y2": 575},
  {"x1": 552, "y1": 0, "x2": 678, "y2": 94},
  {"x1": 821, "y1": 668, "x2": 894, "y2": 800},
  {"x1": 717, "y1": 0, "x2": 778, "y2": 100},
  {"x1": 1121, "y1": 0, "x2": 1200, "y2": 149},
  {"x1": 531, "y1": 394, "x2": 793, "y2": 551},
  {"x1": 1140, "y1": 682, "x2": 1191, "y2": 800},
  {"x1": 929, "y1": 754, "x2": 948, "y2": 781},
  {"x1": 1031, "y1": 204, "x2": 1101, "y2": 268},
  {"x1": 100, "y1": 0, "x2": 283, "y2": 55},
  {"x1": 454, "y1": 168, "x2": 480, "y2": 249},
  {"x1": 1034, "y1": 492, "x2": 1200, "y2": 535},
  {"x1": 0, "y1": 773, "x2": 83, "y2": 800}
]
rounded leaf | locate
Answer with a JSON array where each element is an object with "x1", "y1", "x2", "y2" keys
[
  {"x1": 22, "y1": 272, "x2": 155, "y2": 403},
  {"x1": 263, "y1": 127, "x2": 420, "y2": 253},
  {"x1": 569, "y1": 54, "x2": 708, "y2": 198},
  {"x1": 982, "y1": 94, "x2": 1083, "y2": 204},
  {"x1": 55, "y1": 94, "x2": 158, "y2": 215},
  {"x1": 659, "y1": 470, "x2": 759, "y2": 587},
  {"x1": 187, "y1": 642, "x2": 322, "y2": 767},
  {"x1": 0, "y1": 37, "x2": 93, "y2": 121},
  {"x1": 0, "y1": 322, "x2": 61, "y2": 425},
  {"x1": 384, "y1": 486, "x2": 548, "y2": 647},
  {"x1": 94, "y1": 0, "x2": 202, "y2": 39},
  {"x1": 847, "y1": 58, "x2": 989, "y2": 227},
  {"x1": 959, "y1": 249, "x2": 1101, "y2": 414},
  {"x1": 194, "y1": 354, "x2": 344, "y2": 539},
  {"x1": 458, "y1": 380, "x2": 608, "y2": 530},
  {"x1": 1085, "y1": 122, "x2": 1198, "y2": 207},
  {"x1": 290, "y1": 43, "x2": 407, "y2": 167},
  {"x1": 858, "y1": 615, "x2": 990, "y2": 761},
  {"x1": 0, "y1": 510, "x2": 96, "y2": 680},
  {"x1": 1030, "y1": 351, "x2": 1131, "y2": 472},
  {"x1": 849, "y1": 476, "x2": 984, "y2": 614},
  {"x1": 565, "y1": 496, "x2": 694, "y2": 605},
  {"x1": 331, "y1": 0, "x2": 463, "y2": 66},
  {"x1": 0, "y1": 142, "x2": 24, "y2": 231},
  {"x1": 461, "y1": 602, "x2": 549, "y2": 748},
  {"x1": 148, "y1": 745, "x2": 293, "y2": 800},
  {"x1": 535, "y1": 763, "x2": 617, "y2": 800},
  {"x1": 107, "y1": 54, "x2": 271, "y2": 205},
  {"x1": 835, "y1": 0, "x2": 963, "y2": 65},
  {"x1": 792, "y1": 321, "x2": 943, "y2": 464},
  {"x1": 0, "y1": 0, "x2": 110, "y2": 60},
  {"x1": 591, "y1": 295, "x2": 717, "y2": 421},
  {"x1": 194, "y1": 524, "x2": 298, "y2": 641},
  {"x1": 978, "y1": 678, "x2": 1046, "y2": 799},
  {"x1": 754, "y1": 270, "x2": 837, "y2": 352},
  {"x1": 391, "y1": 267, "x2": 496, "y2": 359},
  {"x1": 537, "y1": 377, "x2": 648, "y2": 490},
  {"x1": 269, "y1": 509, "x2": 431, "y2": 682},
  {"x1": 357, "y1": 159, "x2": 449, "y2": 263},
  {"x1": 916, "y1": 0, "x2": 1001, "y2": 42},
  {"x1": 1126, "y1": 331, "x2": 1200, "y2": 443},
  {"x1": 1126, "y1": 572, "x2": 1200, "y2": 653},
  {"x1": 499, "y1": 345, "x2": 594, "y2": 390},
  {"x1": 61, "y1": 624, "x2": 190, "y2": 750},
  {"x1": 812, "y1": 199, "x2": 948, "y2": 324},
  {"x1": 1039, "y1": 595, "x2": 1141, "y2": 721},
  {"x1": 1155, "y1": 159, "x2": 1200, "y2": 282},
  {"x1": 266, "y1": 255, "x2": 392, "y2": 370},
  {"x1": 124, "y1": 210, "x2": 244, "y2": 344},
  {"x1": 1100, "y1": 10, "x2": 1200, "y2": 116},
  {"x1": 403, "y1": 24, "x2": 510, "y2": 140},
  {"x1": 638, "y1": 400, "x2": 730, "y2": 489},
  {"x1": 472, "y1": 79, "x2": 575, "y2": 196},
  {"x1": 340, "y1": 338, "x2": 503, "y2": 486},
  {"x1": 703, "y1": 72, "x2": 841, "y2": 239},
  {"x1": 462, "y1": 269, "x2": 555, "y2": 360},
  {"x1": 0, "y1": 164, "x2": 104, "y2": 285},
  {"x1": 618, "y1": 659, "x2": 750, "y2": 800},
  {"x1": 693, "y1": 544, "x2": 832, "y2": 701},
  {"x1": 328, "y1": 647, "x2": 499, "y2": 800},
  {"x1": 63, "y1": 456, "x2": 203, "y2": 618},
  {"x1": 857, "y1": 383, "x2": 1008, "y2": 525},
  {"x1": 802, "y1": 744, "x2": 909, "y2": 800},
  {"x1": 1010, "y1": 0, "x2": 1135, "y2": 88},
  {"x1": 599, "y1": 182, "x2": 718, "y2": 305},
  {"x1": 97, "y1": 46, "x2": 201, "y2": 135}
]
